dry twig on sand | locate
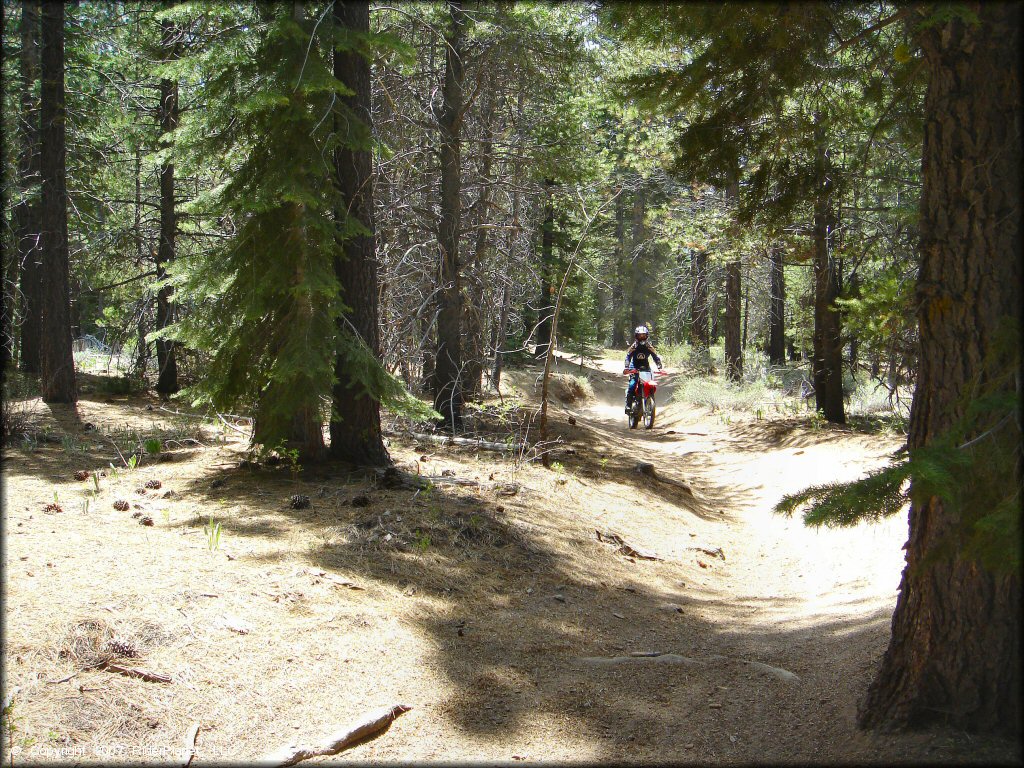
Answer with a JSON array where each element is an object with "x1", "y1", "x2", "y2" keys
[
  {"x1": 100, "y1": 662, "x2": 172, "y2": 683},
  {"x1": 256, "y1": 704, "x2": 412, "y2": 766},
  {"x1": 595, "y1": 529, "x2": 663, "y2": 561}
]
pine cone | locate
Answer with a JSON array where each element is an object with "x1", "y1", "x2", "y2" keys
[
  {"x1": 139, "y1": 516, "x2": 154, "y2": 526},
  {"x1": 106, "y1": 635, "x2": 139, "y2": 658},
  {"x1": 74, "y1": 470, "x2": 89, "y2": 481},
  {"x1": 43, "y1": 503, "x2": 63, "y2": 514},
  {"x1": 113, "y1": 500, "x2": 130, "y2": 511},
  {"x1": 145, "y1": 479, "x2": 162, "y2": 490},
  {"x1": 290, "y1": 494, "x2": 310, "y2": 510}
]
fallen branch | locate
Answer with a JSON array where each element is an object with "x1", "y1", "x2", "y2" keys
[
  {"x1": 256, "y1": 704, "x2": 412, "y2": 766},
  {"x1": 45, "y1": 660, "x2": 105, "y2": 684},
  {"x1": 216, "y1": 413, "x2": 251, "y2": 436},
  {"x1": 100, "y1": 662, "x2": 172, "y2": 683},
  {"x1": 308, "y1": 570, "x2": 365, "y2": 591},
  {"x1": 596, "y1": 530, "x2": 663, "y2": 561},
  {"x1": 405, "y1": 431, "x2": 518, "y2": 453},
  {"x1": 689, "y1": 546, "x2": 726, "y2": 561}
]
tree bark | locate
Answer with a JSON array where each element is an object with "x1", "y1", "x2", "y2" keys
[
  {"x1": 724, "y1": 259, "x2": 742, "y2": 382},
  {"x1": 724, "y1": 174, "x2": 742, "y2": 381},
  {"x1": 155, "y1": 1, "x2": 179, "y2": 396},
  {"x1": 628, "y1": 184, "x2": 646, "y2": 332},
  {"x1": 330, "y1": 0, "x2": 390, "y2": 467},
  {"x1": 690, "y1": 248, "x2": 709, "y2": 352},
  {"x1": 0, "y1": 0, "x2": 9, "y2": 374},
  {"x1": 767, "y1": 244, "x2": 785, "y2": 365},
  {"x1": 133, "y1": 146, "x2": 149, "y2": 380},
  {"x1": 16, "y1": 0, "x2": 42, "y2": 375},
  {"x1": 490, "y1": 281, "x2": 510, "y2": 391},
  {"x1": 811, "y1": 115, "x2": 844, "y2": 423},
  {"x1": 432, "y1": 0, "x2": 466, "y2": 429},
  {"x1": 858, "y1": 2, "x2": 1021, "y2": 735},
  {"x1": 534, "y1": 178, "x2": 555, "y2": 358},
  {"x1": 462, "y1": 78, "x2": 495, "y2": 398},
  {"x1": 610, "y1": 187, "x2": 627, "y2": 348},
  {"x1": 38, "y1": 0, "x2": 75, "y2": 402}
]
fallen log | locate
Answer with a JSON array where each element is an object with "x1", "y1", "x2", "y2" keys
[{"x1": 256, "y1": 704, "x2": 412, "y2": 766}]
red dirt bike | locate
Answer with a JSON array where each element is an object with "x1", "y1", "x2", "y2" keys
[{"x1": 624, "y1": 368, "x2": 666, "y2": 430}]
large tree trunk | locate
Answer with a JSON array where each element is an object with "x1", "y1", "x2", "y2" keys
[
  {"x1": 724, "y1": 259, "x2": 742, "y2": 381},
  {"x1": 133, "y1": 147, "x2": 149, "y2": 380},
  {"x1": 609, "y1": 187, "x2": 627, "y2": 348},
  {"x1": 0, "y1": 0, "x2": 9, "y2": 374},
  {"x1": 432, "y1": 0, "x2": 465, "y2": 429},
  {"x1": 627, "y1": 184, "x2": 646, "y2": 331},
  {"x1": 534, "y1": 178, "x2": 555, "y2": 358},
  {"x1": 723, "y1": 174, "x2": 742, "y2": 381},
  {"x1": 690, "y1": 248, "x2": 709, "y2": 351},
  {"x1": 462, "y1": 80, "x2": 495, "y2": 398},
  {"x1": 858, "y1": 2, "x2": 1021, "y2": 735},
  {"x1": 16, "y1": 0, "x2": 42, "y2": 375},
  {"x1": 155, "y1": 1, "x2": 179, "y2": 397},
  {"x1": 329, "y1": 0, "x2": 389, "y2": 467},
  {"x1": 811, "y1": 116, "x2": 844, "y2": 423},
  {"x1": 38, "y1": 0, "x2": 75, "y2": 403},
  {"x1": 490, "y1": 282, "x2": 510, "y2": 391},
  {"x1": 767, "y1": 244, "x2": 785, "y2": 366}
]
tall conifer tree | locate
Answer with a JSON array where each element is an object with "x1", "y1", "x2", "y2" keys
[
  {"x1": 329, "y1": 0, "x2": 390, "y2": 466},
  {"x1": 167, "y1": 3, "x2": 346, "y2": 459},
  {"x1": 39, "y1": 0, "x2": 76, "y2": 403}
]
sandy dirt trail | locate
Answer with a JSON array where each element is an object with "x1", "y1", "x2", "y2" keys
[
  {"x1": 4, "y1": 361, "x2": 1019, "y2": 765},
  {"x1": 526, "y1": 354, "x2": 951, "y2": 763}
]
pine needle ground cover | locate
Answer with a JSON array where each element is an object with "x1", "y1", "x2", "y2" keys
[{"x1": 2, "y1": 356, "x2": 1019, "y2": 765}]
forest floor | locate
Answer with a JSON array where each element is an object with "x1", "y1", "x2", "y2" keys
[{"x1": 2, "y1": 352, "x2": 1021, "y2": 766}]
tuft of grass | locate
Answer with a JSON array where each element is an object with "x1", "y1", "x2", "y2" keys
[{"x1": 204, "y1": 517, "x2": 222, "y2": 551}]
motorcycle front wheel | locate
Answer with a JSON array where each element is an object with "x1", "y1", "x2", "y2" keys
[{"x1": 643, "y1": 395, "x2": 656, "y2": 429}]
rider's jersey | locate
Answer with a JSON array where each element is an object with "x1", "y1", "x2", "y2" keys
[{"x1": 624, "y1": 340, "x2": 662, "y2": 372}]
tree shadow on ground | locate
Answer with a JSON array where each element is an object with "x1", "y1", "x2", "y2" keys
[{"x1": 169, "y1": 450, "x2": 1020, "y2": 765}]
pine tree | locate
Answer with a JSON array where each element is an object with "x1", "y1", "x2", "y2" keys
[
  {"x1": 167, "y1": 2, "x2": 353, "y2": 459},
  {"x1": 38, "y1": 0, "x2": 76, "y2": 403},
  {"x1": 329, "y1": 0, "x2": 390, "y2": 467}
]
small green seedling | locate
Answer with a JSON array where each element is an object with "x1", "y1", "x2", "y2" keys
[
  {"x1": 414, "y1": 531, "x2": 431, "y2": 552},
  {"x1": 144, "y1": 438, "x2": 162, "y2": 455},
  {"x1": 204, "y1": 517, "x2": 222, "y2": 551}
]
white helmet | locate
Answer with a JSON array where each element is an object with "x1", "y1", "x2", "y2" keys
[{"x1": 634, "y1": 325, "x2": 649, "y2": 341}]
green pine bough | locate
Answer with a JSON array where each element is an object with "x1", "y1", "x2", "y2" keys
[
  {"x1": 776, "y1": 361, "x2": 1020, "y2": 575},
  {"x1": 154, "y1": 5, "x2": 434, "y2": 454}
]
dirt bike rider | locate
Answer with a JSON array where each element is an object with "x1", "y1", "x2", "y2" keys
[{"x1": 623, "y1": 325, "x2": 662, "y2": 414}]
